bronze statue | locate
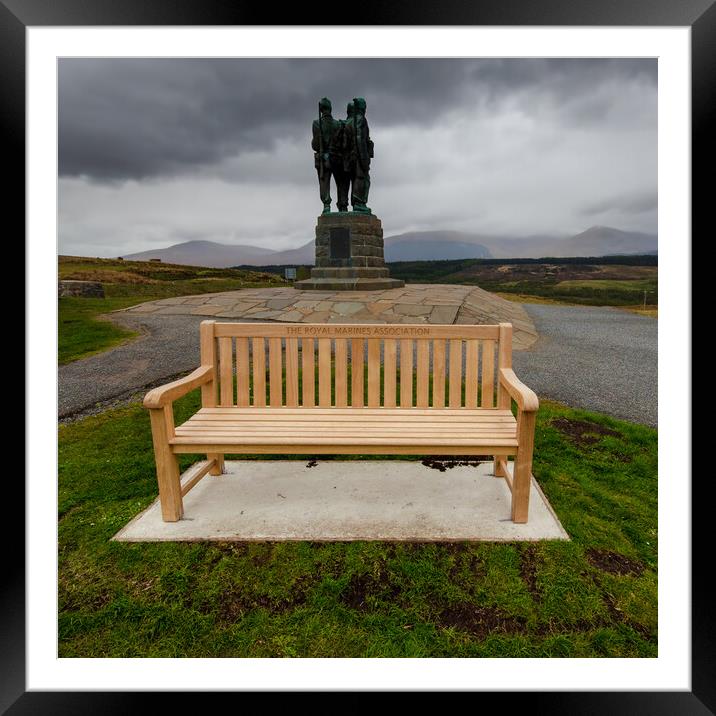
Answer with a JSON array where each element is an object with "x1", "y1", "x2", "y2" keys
[
  {"x1": 311, "y1": 97, "x2": 342, "y2": 214},
  {"x1": 312, "y1": 96, "x2": 373, "y2": 214},
  {"x1": 345, "y1": 97, "x2": 373, "y2": 214}
]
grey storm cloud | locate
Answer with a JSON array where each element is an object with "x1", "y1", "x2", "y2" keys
[{"x1": 59, "y1": 58, "x2": 656, "y2": 183}]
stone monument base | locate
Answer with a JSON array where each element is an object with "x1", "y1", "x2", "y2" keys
[
  {"x1": 295, "y1": 211, "x2": 404, "y2": 291},
  {"x1": 294, "y1": 277, "x2": 404, "y2": 291}
]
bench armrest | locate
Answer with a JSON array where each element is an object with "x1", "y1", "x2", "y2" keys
[
  {"x1": 499, "y1": 368, "x2": 539, "y2": 412},
  {"x1": 143, "y1": 365, "x2": 214, "y2": 409}
]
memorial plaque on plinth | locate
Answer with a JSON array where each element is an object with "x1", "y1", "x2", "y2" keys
[{"x1": 329, "y1": 228, "x2": 351, "y2": 260}]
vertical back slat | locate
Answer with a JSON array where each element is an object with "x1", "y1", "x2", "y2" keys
[
  {"x1": 383, "y1": 339, "x2": 397, "y2": 407},
  {"x1": 432, "y1": 339, "x2": 445, "y2": 408},
  {"x1": 285, "y1": 337, "x2": 299, "y2": 407},
  {"x1": 318, "y1": 338, "x2": 332, "y2": 406},
  {"x1": 416, "y1": 339, "x2": 430, "y2": 407},
  {"x1": 367, "y1": 339, "x2": 381, "y2": 407},
  {"x1": 497, "y1": 323, "x2": 513, "y2": 409},
  {"x1": 449, "y1": 339, "x2": 463, "y2": 407},
  {"x1": 400, "y1": 339, "x2": 413, "y2": 408},
  {"x1": 235, "y1": 337, "x2": 250, "y2": 406},
  {"x1": 481, "y1": 339, "x2": 495, "y2": 408},
  {"x1": 219, "y1": 336, "x2": 234, "y2": 406},
  {"x1": 252, "y1": 337, "x2": 266, "y2": 406},
  {"x1": 269, "y1": 337, "x2": 283, "y2": 406},
  {"x1": 199, "y1": 321, "x2": 217, "y2": 408},
  {"x1": 301, "y1": 338, "x2": 315, "y2": 407},
  {"x1": 464, "y1": 339, "x2": 479, "y2": 408},
  {"x1": 334, "y1": 339, "x2": 348, "y2": 407},
  {"x1": 351, "y1": 338, "x2": 364, "y2": 407}
]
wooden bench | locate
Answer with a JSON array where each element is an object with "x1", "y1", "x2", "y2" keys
[{"x1": 144, "y1": 321, "x2": 539, "y2": 524}]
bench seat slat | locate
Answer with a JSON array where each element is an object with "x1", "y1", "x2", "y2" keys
[{"x1": 170, "y1": 407, "x2": 517, "y2": 447}]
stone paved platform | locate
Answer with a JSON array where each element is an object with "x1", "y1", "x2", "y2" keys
[{"x1": 121, "y1": 284, "x2": 538, "y2": 349}]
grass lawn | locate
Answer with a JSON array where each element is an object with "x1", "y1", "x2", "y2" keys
[
  {"x1": 58, "y1": 256, "x2": 286, "y2": 365},
  {"x1": 59, "y1": 391, "x2": 657, "y2": 657}
]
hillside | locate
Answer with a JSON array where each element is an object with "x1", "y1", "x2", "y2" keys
[
  {"x1": 384, "y1": 231, "x2": 491, "y2": 261},
  {"x1": 118, "y1": 225, "x2": 657, "y2": 268},
  {"x1": 386, "y1": 255, "x2": 658, "y2": 307},
  {"x1": 122, "y1": 240, "x2": 276, "y2": 268}
]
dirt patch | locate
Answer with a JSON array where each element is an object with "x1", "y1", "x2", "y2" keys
[
  {"x1": 215, "y1": 574, "x2": 313, "y2": 622},
  {"x1": 447, "y1": 550, "x2": 484, "y2": 584},
  {"x1": 59, "y1": 587, "x2": 114, "y2": 612},
  {"x1": 550, "y1": 417, "x2": 621, "y2": 447},
  {"x1": 211, "y1": 542, "x2": 250, "y2": 557},
  {"x1": 249, "y1": 544, "x2": 276, "y2": 567},
  {"x1": 441, "y1": 542, "x2": 469, "y2": 555},
  {"x1": 436, "y1": 604, "x2": 527, "y2": 637},
  {"x1": 586, "y1": 548, "x2": 645, "y2": 577},
  {"x1": 422, "y1": 457, "x2": 485, "y2": 472},
  {"x1": 340, "y1": 567, "x2": 400, "y2": 611},
  {"x1": 519, "y1": 545, "x2": 541, "y2": 602},
  {"x1": 306, "y1": 459, "x2": 319, "y2": 469},
  {"x1": 583, "y1": 566, "x2": 653, "y2": 640}
]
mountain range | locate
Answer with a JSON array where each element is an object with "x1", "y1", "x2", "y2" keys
[{"x1": 121, "y1": 225, "x2": 657, "y2": 267}]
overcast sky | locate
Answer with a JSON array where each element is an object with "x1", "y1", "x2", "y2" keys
[{"x1": 58, "y1": 58, "x2": 657, "y2": 257}]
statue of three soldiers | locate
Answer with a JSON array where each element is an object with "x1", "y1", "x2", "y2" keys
[{"x1": 312, "y1": 96, "x2": 373, "y2": 215}]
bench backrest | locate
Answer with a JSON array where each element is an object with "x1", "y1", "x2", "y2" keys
[{"x1": 200, "y1": 321, "x2": 514, "y2": 410}]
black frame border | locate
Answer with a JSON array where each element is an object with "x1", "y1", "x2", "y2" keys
[{"x1": 9, "y1": 0, "x2": 707, "y2": 711}]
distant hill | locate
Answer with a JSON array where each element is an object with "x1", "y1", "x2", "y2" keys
[
  {"x1": 266, "y1": 241, "x2": 314, "y2": 265},
  {"x1": 123, "y1": 240, "x2": 276, "y2": 268},
  {"x1": 384, "y1": 231, "x2": 492, "y2": 261},
  {"x1": 120, "y1": 225, "x2": 656, "y2": 268},
  {"x1": 557, "y1": 226, "x2": 657, "y2": 257}
]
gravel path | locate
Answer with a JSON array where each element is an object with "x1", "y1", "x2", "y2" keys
[
  {"x1": 59, "y1": 304, "x2": 656, "y2": 427},
  {"x1": 513, "y1": 305, "x2": 657, "y2": 427},
  {"x1": 59, "y1": 313, "x2": 231, "y2": 420}
]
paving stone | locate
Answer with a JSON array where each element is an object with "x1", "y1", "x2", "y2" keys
[
  {"x1": 332, "y1": 302, "x2": 365, "y2": 315},
  {"x1": 301, "y1": 310, "x2": 332, "y2": 322},
  {"x1": 155, "y1": 305, "x2": 200, "y2": 315},
  {"x1": 429, "y1": 305, "x2": 460, "y2": 324},
  {"x1": 265, "y1": 298, "x2": 298, "y2": 310},
  {"x1": 249, "y1": 310, "x2": 285, "y2": 319},
  {"x1": 397, "y1": 314, "x2": 428, "y2": 324},
  {"x1": 394, "y1": 303, "x2": 433, "y2": 316},
  {"x1": 125, "y1": 304, "x2": 161, "y2": 313},
  {"x1": 275, "y1": 310, "x2": 305, "y2": 322},
  {"x1": 189, "y1": 305, "x2": 229, "y2": 316},
  {"x1": 153, "y1": 297, "x2": 192, "y2": 305}
]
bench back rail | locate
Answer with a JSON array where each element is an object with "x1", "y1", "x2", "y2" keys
[{"x1": 200, "y1": 322, "x2": 514, "y2": 410}]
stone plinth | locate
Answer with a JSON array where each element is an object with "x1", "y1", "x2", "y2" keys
[{"x1": 295, "y1": 212, "x2": 404, "y2": 291}]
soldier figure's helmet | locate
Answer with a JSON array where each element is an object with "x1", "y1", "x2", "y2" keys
[
  {"x1": 319, "y1": 97, "x2": 332, "y2": 113},
  {"x1": 353, "y1": 97, "x2": 367, "y2": 113}
]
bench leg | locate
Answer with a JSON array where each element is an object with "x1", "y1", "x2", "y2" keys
[
  {"x1": 511, "y1": 412, "x2": 536, "y2": 523},
  {"x1": 494, "y1": 454, "x2": 508, "y2": 477},
  {"x1": 149, "y1": 409, "x2": 184, "y2": 522},
  {"x1": 208, "y1": 453, "x2": 225, "y2": 475}
]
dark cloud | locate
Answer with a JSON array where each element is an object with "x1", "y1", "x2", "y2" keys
[{"x1": 59, "y1": 58, "x2": 656, "y2": 182}]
